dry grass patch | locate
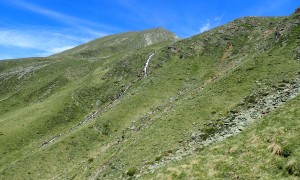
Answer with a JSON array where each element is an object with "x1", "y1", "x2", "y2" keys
[{"x1": 268, "y1": 143, "x2": 283, "y2": 156}]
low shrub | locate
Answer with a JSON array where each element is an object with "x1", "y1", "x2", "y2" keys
[{"x1": 126, "y1": 167, "x2": 137, "y2": 176}]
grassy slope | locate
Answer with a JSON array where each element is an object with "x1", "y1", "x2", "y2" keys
[
  {"x1": 0, "y1": 58, "x2": 99, "y2": 169},
  {"x1": 153, "y1": 94, "x2": 300, "y2": 179},
  {"x1": 145, "y1": 12, "x2": 300, "y2": 180},
  {"x1": 0, "y1": 29, "x2": 177, "y2": 179},
  {"x1": 0, "y1": 10, "x2": 300, "y2": 179}
]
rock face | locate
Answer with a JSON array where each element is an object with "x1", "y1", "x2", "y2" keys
[{"x1": 142, "y1": 28, "x2": 179, "y2": 46}]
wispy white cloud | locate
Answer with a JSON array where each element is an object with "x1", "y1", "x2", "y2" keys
[
  {"x1": 0, "y1": 54, "x2": 14, "y2": 60},
  {"x1": 214, "y1": 17, "x2": 221, "y2": 21},
  {"x1": 8, "y1": 0, "x2": 113, "y2": 36},
  {"x1": 198, "y1": 14, "x2": 225, "y2": 34},
  {"x1": 0, "y1": 0, "x2": 114, "y2": 59},
  {"x1": 0, "y1": 29, "x2": 36, "y2": 48},
  {"x1": 214, "y1": 14, "x2": 224, "y2": 22},
  {"x1": 0, "y1": 28, "x2": 87, "y2": 57},
  {"x1": 114, "y1": 0, "x2": 175, "y2": 28},
  {"x1": 37, "y1": 46, "x2": 76, "y2": 57},
  {"x1": 199, "y1": 23, "x2": 211, "y2": 33}
]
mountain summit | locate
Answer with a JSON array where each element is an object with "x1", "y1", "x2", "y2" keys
[
  {"x1": 1, "y1": 7, "x2": 300, "y2": 179},
  {"x1": 54, "y1": 28, "x2": 178, "y2": 58}
]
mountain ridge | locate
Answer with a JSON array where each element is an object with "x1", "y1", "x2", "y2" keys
[
  {"x1": 1, "y1": 7, "x2": 300, "y2": 179},
  {"x1": 52, "y1": 27, "x2": 178, "y2": 58}
]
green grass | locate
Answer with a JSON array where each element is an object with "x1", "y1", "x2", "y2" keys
[
  {"x1": 153, "y1": 95, "x2": 300, "y2": 179},
  {"x1": 1, "y1": 11, "x2": 300, "y2": 179},
  {"x1": 53, "y1": 28, "x2": 177, "y2": 58}
]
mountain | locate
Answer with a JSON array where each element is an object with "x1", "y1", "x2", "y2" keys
[
  {"x1": 0, "y1": 8, "x2": 300, "y2": 179},
  {"x1": 53, "y1": 28, "x2": 178, "y2": 58}
]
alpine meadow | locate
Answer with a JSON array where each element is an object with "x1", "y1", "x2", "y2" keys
[{"x1": 1, "y1": 6, "x2": 300, "y2": 180}]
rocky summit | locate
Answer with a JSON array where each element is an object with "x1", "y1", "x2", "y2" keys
[{"x1": 1, "y1": 7, "x2": 300, "y2": 179}]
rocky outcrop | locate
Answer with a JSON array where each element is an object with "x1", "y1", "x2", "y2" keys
[{"x1": 136, "y1": 73, "x2": 300, "y2": 176}]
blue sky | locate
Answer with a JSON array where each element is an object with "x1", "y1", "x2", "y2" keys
[{"x1": 0, "y1": 0, "x2": 299, "y2": 60}]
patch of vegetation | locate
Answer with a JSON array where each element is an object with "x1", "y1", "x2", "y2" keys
[
  {"x1": 100, "y1": 120, "x2": 111, "y2": 136},
  {"x1": 268, "y1": 143, "x2": 283, "y2": 156},
  {"x1": 88, "y1": 157, "x2": 94, "y2": 163},
  {"x1": 126, "y1": 167, "x2": 137, "y2": 176},
  {"x1": 1, "y1": 9, "x2": 300, "y2": 180},
  {"x1": 285, "y1": 158, "x2": 300, "y2": 176},
  {"x1": 155, "y1": 155, "x2": 163, "y2": 161}
]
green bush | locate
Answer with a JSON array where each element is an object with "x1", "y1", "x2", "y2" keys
[
  {"x1": 155, "y1": 155, "x2": 163, "y2": 161},
  {"x1": 88, "y1": 158, "x2": 94, "y2": 163},
  {"x1": 245, "y1": 95, "x2": 256, "y2": 104},
  {"x1": 126, "y1": 167, "x2": 137, "y2": 176}
]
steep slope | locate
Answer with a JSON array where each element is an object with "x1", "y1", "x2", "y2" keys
[
  {"x1": 0, "y1": 8, "x2": 300, "y2": 180},
  {"x1": 152, "y1": 91, "x2": 300, "y2": 179},
  {"x1": 0, "y1": 28, "x2": 176, "y2": 178}
]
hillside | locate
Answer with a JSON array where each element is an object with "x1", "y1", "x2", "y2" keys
[
  {"x1": 0, "y1": 8, "x2": 300, "y2": 179},
  {"x1": 53, "y1": 28, "x2": 178, "y2": 58}
]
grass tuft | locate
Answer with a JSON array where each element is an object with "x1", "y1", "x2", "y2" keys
[
  {"x1": 268, "y1": 143, "x2": 283, "y2": 156},
  {"x1": 285, "y1": 159, "x2": 300, "y2": 176},
  {"x1": 126, "y1": 167, "x2": 137, "y2": 176}
]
